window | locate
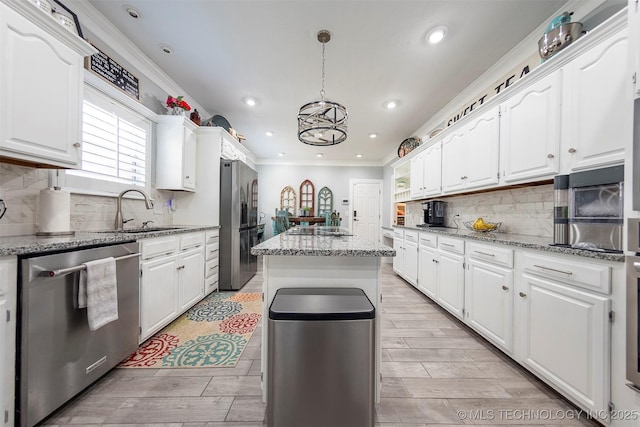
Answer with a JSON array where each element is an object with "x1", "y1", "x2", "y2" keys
[
  {"x1": 280, "y1": 186, "x2": 296, "y2": 215},
  {"x1": 299, "y1": 179, "x2": 315, "y2": 213},
  {"x1": 64, "y1": 84, "x2": 152, "y2": 195},
  {"x1": 317, "y1": 186, "x2": 333, "y2": 215}
]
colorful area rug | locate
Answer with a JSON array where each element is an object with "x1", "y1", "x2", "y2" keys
[{"x1": 120, "y1": 292, "x2": 262, "y2": 368}]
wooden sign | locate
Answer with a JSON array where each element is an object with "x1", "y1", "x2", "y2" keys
[{"x1": 85, "y1": 43, "x2": 140, "y2": 100}]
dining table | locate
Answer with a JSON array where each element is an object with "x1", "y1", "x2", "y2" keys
[{"x1": 272, "y1": 216, "x2": 327, "y2": 226}]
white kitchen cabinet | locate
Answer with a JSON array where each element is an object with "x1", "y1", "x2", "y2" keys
[
  {"x1": 403, "y1": 230, "x2": 418, "y2": 287},
  {"x1": 499, "y1": 70, "x2": 561, "y2": 184},
  {"x1": 156, "y1": 116, "x2": 198, "y2": 191},
  {"x1": 519, "y1": 271, "x2": 610, "y2": 414},
  {"x1": 631, "y1": 0, "x2": 640, "y2": 98},
  {"x1": 393, "y1": 160, "x2": 411, "y2": 202},
  {"x1": 392, "y1": 228, "x2": 417, "y2": 286},
  {"x1": 442, "y1": 107, "x2": 499, "y2": 194},
  {"x1": 0, "y1": 2, "x2": 95, "y2": 168},
  {"x1": 436, "y1": 236, "x2": 465, "y2": 319},
  {"x1": 204, "y1": 229, "x2": 220, "y2": 295},
  {"x1": 417, "y1": 233, "x2": 438, "y2": 299},
  {"x1": 0, "y1": 256, "x2": 16, "y2": 426},
  {"x1": 561, "y1": 28, "x2": 628, "y2": 172},
  {"x1": 139, "y1": 232, "x2": 205, "y2": 342},
  {"x1": 465, "y1": 242, "x2": 514, "y2": 353},
  {"x1": 410, "y1": 142, "x2": 442, "y2": 199}
]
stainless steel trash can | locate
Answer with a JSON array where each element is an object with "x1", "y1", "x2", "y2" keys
[{"x1": 267, "y1": 287, "x2": 375, "y2": 427}]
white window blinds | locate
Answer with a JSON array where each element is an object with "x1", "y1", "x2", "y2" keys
[{"x1": 65, "y1": 86, "x2": 151, "y2": 195}]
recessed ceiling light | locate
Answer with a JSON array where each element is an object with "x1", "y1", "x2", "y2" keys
[
  {"x1": 244, "y1": 97, "x2": 258, "y2": 106},
  {"x1": 368, "y1": 133, "x2": 378, "y2": 139},
  {"x1": 428, "y1": 26, "x2": 447, "y2": 44},
  {"x1": 384, "y1": 100, "x2": 399, "y2": 109},
  {"x1": 316, "y1": 153, "x2": 324, "y2": 158},
  {"x1": 265, "y1": 131, "x2": 274, "y2": 137},
  {"x1": 356, "y1": 154, "x2": 363, "y2": 158},
  {"x1": 124, "y1": 5, "x2": 141, "y2": 19},
  {"x1": 278, "y1": 152, "x2": 285, "y2": 157},
  {"x1": 159, "y1": 44, "x2": 173, "y2": 54}
]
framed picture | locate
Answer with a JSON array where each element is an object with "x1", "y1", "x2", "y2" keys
[{"x1": 52, "y1": 0, "x2": 83, "y2": 38}]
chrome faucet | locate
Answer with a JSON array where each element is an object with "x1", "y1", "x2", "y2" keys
[{"x1": 115, "y1": 189, "x2": 154, "y2": 230}]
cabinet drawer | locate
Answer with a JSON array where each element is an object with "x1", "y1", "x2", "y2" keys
[
  {"x1": 141, "y1": 236, "x2": 179, "y2": 259},
  {"x1": 419, "y1": 232, "x2": 437, "y2": 248},
  {"x1": 205, "y1": 258, "x2": 219, "y2": 277},
  {"x1": 205, "y1": 269, "x2": 219, "y2": 293},
  {"x1": 205, "y1": 244, "x2": 219, "y2": 261},
  {"x1": 180, "y1": 232, "x2": 205, "y2": 250},
  {"x1": 205, "y1": 229, "x2": 219, "y2": 245},
  {"x1": 438, "y1": 236, "x2": 464, "y2": 254},
  {"x1": 393, "y1": 228, "x2": 403, "y2": 239},
  {"x1": 468, "y1": 241, "x2": 513, "y2": 268},
  {"x1": 522, "y1": 252, "x2": 611, "y2": 294},
  {"x1": 404, "y1": 230, "x2": 418, "y2": 243}
]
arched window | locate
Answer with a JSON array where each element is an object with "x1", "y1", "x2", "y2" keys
[
  {"x1": 299, "y1": 180, "x2": 315, "y2": 213},
  {"x1": 317, "y1": 186, "x2": 333, "y2": 216},
  {"x1": 250, "y1": 178, "x2": 258, "y2": 222},
  {"x1": 280, "y1": 186, "x2": 296, "y2": 215}
]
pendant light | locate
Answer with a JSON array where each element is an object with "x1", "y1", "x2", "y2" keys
[{"x1": 297, "y1": 30, "x2": 348, "y2": 146}]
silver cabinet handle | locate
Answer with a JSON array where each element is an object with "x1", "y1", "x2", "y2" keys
[
  {"x1": 568, "y1": 148, "x2": 576, "y2": 153},
  {"x1": 533, "y1": 264, "x2": 573, "y2": 275},
  {"x1": 474, "y1": 250, "x2": 495, "y2": 257},
  {"x1": 502, "y1": 285, "x2": 509, "y2": 291},
  {"x1": 547, "y1": 153, "x2": 554, "y2": 159},
  {"x1": 177, "y1": 265, "x2": 185, "y2": 270},
  {"x1": 73, "y1": 142, "x2": 81, "y2": 148},
  {"x1": 519, "y1": 292, "x2": 527, "y2": 298},
  {"x1": 441, "y1": 243, "x2": 454, "y2": 247}
]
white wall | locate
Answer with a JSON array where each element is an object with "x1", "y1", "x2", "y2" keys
[{"x1": 257, "y1": 164, "x2": 382, "y2": 238}]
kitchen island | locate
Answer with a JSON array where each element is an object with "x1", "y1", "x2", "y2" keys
[{"x1": 251, "y1": 227, "x2": 395, "y2": 403}]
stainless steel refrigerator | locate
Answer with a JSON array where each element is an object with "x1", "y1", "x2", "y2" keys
[{"x1": 219, "y1": 159, "x2": 258, "y2": 290}]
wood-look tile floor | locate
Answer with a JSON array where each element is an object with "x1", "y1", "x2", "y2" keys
[{"x1": 41, "y1": 260, "x2": 600, "y2": 426}]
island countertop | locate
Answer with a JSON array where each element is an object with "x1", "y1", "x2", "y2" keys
[{"x1": 251, "y1": 228, "x2": 395, "y2": 257}]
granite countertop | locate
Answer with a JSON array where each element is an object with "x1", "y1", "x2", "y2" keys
[
  {"x1": 0, "y1": 225, "x2": 219, "y2": 256},
  {"x1": 394, "y1": 225, "x2": 624, "y2": 262},
  {"x1": 251, "y1": 228, "x2": 395, "y2": 257}
]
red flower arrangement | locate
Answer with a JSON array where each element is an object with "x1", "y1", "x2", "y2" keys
[{"x1": 166, "y1": 95, "x2": 191, "y2": 111}]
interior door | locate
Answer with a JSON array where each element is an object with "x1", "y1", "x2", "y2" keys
[{"x1": 350, "y1": 180, "x2": 382, "y2": 243}]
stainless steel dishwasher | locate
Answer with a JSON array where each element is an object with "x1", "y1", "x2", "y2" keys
[{"x1": 17, "y1": 242, "x2": 140, "y2": 427}]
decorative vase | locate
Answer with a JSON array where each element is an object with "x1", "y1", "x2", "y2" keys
[{"x1": 171, "y1": 107, "x2": 186, "y2": 116}]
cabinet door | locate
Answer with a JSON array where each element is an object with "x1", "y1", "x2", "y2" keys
[
  {"x1": 410, "y1": 153, "x2": 424, "y2": 199},
  {"x1": 519, "y1": 273, "x2": 609, "y2": 413},
  {"x1": 182, "y1": 126, "x2": 197, "y2": 189},
  {"x1": 0, "y1": 257, "x2": 16, "y2": 427},
  {"x1": 441, "y1": 130, "x2": 466, "y2": 193},
  {"x1": 0, "y1": 4, "x2": 82, "y2": 168},
  {"x1": 423, "y1": 142, "x2": 442, "y2": 197},
  {"x1": 464, "y1": 107, "x2": 500, "y2": 190},
  {"x1": 437, "y1": 251, "x2": 465, "y2": 319},
  {"x1": 178, "y1": 247, "x2": 204, "y2": 312},
  {"x1": 392, "y1": 233, "x2": 404, "y2": 275},
  {"x1": 465, "y1": 259, "x2": 513, "y2": 352},
  {"x1": 562, "y1": 29, "x2": 628, "y2": 171},
  {"x1": 140, "y1": 255, "x2": 179, "y2": 342},
  {"x1": 418, "y1": 245, "x2": 437, "y2": 299},
  {"x1": 403, "y1": 240, "x2": 418, "y2": 287},
  {"x1": 500, "y1": 71, "x2": 561, "y2": 183}
]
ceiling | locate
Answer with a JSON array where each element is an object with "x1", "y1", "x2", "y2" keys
[{"x1": 86, "y1": 0, "x2": 567, "y2": 165}]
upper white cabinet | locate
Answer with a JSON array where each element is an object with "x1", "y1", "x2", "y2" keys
[
  {"x1": 156, "y1": 116, "x2": 198, "y2": 191},
  {"x1": 442, "y1": 107, "x2": 499, "y2": 194},
  {"x1": 561, "y1": 28, "x2": 628, "y2": 172},
  {"x1": 410, "y1": 142, "x2": 442, "y2": 199},
  {"x1": 631, "y1": 0, "x2": 640, "y2": 98},
  {"x1": 499, "y1": 70, "x2": 561, "y2": 184},
  {"x1": 0, "y1": 2, "x2": 95, "y2": 168}
]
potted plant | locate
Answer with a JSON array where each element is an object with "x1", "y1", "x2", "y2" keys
[{"x1": 301, "y1": 207, "x2": 312, "y2": 217}]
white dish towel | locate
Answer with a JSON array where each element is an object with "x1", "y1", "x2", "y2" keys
[{"x1": 78, "y1": 257, "x2": 119, "y2": 331}]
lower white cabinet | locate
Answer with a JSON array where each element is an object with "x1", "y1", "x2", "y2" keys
[
  {"x1": 417, "y1": 233, "x2": 438, "y2": 299},
  {"x1": 139, "y1": 232, "x2": 204, "y2": 342},
  {"x1": 0, "y1": 256, "x2": 17, "y2": 426},
  {"x1": 392, "y1": 228, "x2": 404, "y2": 275},
  {"x1": 519, "y1": 254, "x2": 610, "y2": 415},
  {"x1": 204, "y1": 229, "x2": 220, "y2": 295},
  {"x1": 436, "y1": 238, "x2": 465, "y2": 319},
  {"x1": 393, "y1": 228, "x2": 418, "y2": 286}
]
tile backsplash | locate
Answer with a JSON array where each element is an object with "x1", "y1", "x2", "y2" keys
[
  {"x1": 0, "y1": 163, "x2": 173, "y2": 237},
  {"x1": 405, "y1": 184, "x2": 553, "y2": 238}
]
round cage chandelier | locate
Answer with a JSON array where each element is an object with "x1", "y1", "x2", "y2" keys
[{"x1": 297, "y1": 30, "x2": 348, "y2": 146}]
